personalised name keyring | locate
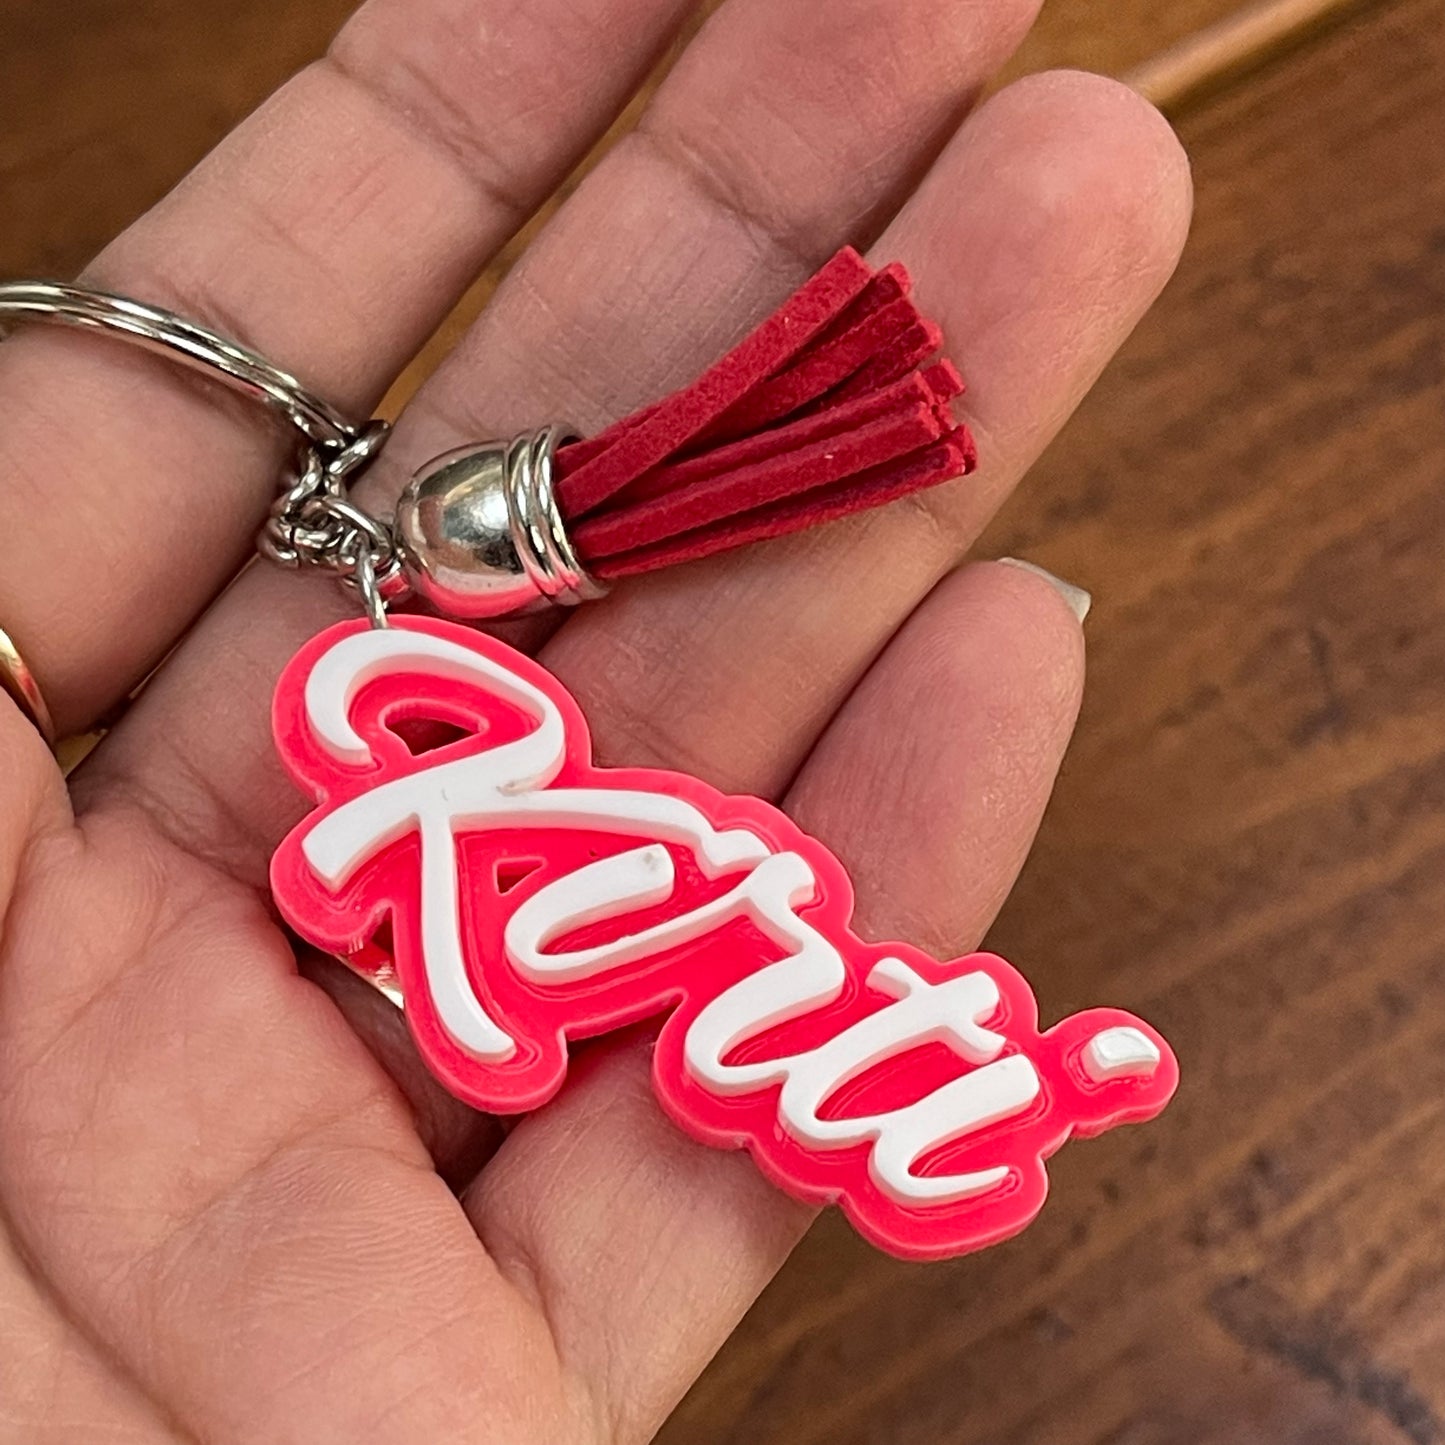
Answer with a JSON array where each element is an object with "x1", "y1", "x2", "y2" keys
[{"x1": 0, "y1": 258, "x2": 1178, "y2": 1261}]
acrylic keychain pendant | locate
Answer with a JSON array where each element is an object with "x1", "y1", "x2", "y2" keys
[
  {"x1": 0, "y1": 253, "x2": 1178, "y2": 1261},
  {"x1": 271, "y1": 614, "x2": 1176, "y2": 1258}
]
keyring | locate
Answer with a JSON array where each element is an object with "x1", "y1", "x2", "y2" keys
[
  {"x1": 0, "y1": 281, "x2": 357, "y2": 445},
  {"x1": 0, "y1": 279, "x2": 612, "y2": 641},
  {"x1": 0, "y1": 254, "x2": 1181, "y2": 1264},
  {"x1": 0, "y1": 281, "x2": 401, "y2": 621}
]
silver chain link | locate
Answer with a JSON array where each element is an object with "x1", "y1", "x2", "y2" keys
[{"x1": 255, "y1": 419, "x2": 406, "y2": 622}]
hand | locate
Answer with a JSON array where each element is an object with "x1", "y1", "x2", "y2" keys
[{"x1": 0, "y1": 1, "x2": 1190, "y2": 1439}]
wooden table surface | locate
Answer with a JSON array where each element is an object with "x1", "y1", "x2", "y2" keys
[
  {"x1": 0, "y1": 0, "x2": 1248, "y2": 279},
  {"x1": 5, "y1": 1, "x2": 1445, "y2": 1442}
]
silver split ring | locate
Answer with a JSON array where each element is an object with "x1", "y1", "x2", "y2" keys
[{"x1": 0, "y1": 280, "x2": 398, "y2": 620}]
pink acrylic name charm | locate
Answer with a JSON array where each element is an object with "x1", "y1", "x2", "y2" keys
[{"x1": 271, "y1": 616, "x2": 1177, "y2": 1260}]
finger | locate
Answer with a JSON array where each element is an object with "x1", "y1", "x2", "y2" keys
[
  {"x1": 0, "y1": 812, "x2": 564, "y2": 1445},
  {"x1": 0, "y1": 0, "x2": 695, "y2": 734},
  {"x1": 540, "y1": 71, "x2": 1190, "y2": 797},
  {"x1": 0, "y1": 1230, "x2": 186, "y2": 1444},
  {"x1": 83, "y1": 0, "x2": 1050, "y2": 1148},
  {"x1": 366, "y1": 0, "x2": 1042, "y2": 472},
  {"x1": 0, "y1": 716, "x2": 175, "y2": 1439},
  {"x1": 0, "y1": 711, "x2": 70, "y2": 919},
  {"x1": 86, "y1": 0, "x2": 1049, "y2": 852},
  {"x1": 297, "y1": 947, "x2": 509, "y2": 1186},
  {"x1": 465, "y1": 560, "x2": 1087, "y2": 1443}
]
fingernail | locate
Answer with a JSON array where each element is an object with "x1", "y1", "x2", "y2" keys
[{"x1": 997, "y1": 558, "x2": 1092, "y2": 624}]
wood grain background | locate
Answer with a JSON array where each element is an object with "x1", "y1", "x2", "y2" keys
[
  {"x1": 665, "y1": 2, "x2": 1445, "y2": 1441},
  {"x1": 5, "y1": 0, "x2": 1445, "y2": 1441},
  {"x1": 0, "y1": 0, "x2": 1242, "y2": 279}
]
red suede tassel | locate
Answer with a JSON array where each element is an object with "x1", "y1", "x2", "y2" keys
[{"x1": 552, "y1": 247, "x2": 975, "y2": 581}]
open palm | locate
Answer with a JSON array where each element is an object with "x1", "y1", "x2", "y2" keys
[{"x1": 0, "y1": 0, "x2": 1190, "y2": 1440}]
